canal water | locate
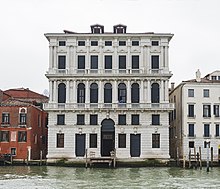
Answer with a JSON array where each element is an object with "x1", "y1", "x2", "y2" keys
[{"x1": 0, "y1": 166, "x2": 220, "y2": 189}]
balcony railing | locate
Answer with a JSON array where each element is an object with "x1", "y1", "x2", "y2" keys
[{"x1": 44, "y1": 102, "x2": 174, "y2": 111}]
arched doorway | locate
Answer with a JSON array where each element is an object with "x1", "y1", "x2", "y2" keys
[{"x1": 101, "y1": 119, "x2": 115, "y2": 156}]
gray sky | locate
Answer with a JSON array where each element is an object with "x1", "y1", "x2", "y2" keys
[{"x1": 1, "y1": 0, "x2": 219, "y2": 94}]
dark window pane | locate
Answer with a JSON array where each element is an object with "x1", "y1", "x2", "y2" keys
[
  {"x1": 0, "y1": 131, "x2": 9, "y2": 142},
  {"x1": 20, "y1": 113, "x2": 27, "y2": 124},
  {"x1": 132, "y1": 55, "x2": 139, "y2": 69},
  {"x1": 204, "y1": 124, "x2": 210, "y2": 137},
  {"x1": 203, "y1": 89, "x2": 209, "y2": 97},
  {"x1": 214, "y1": 105, "x2": 219, "y2": 117},
  {"x1": 105, "y1": 41, "x2": 112, "y2": 46},
  {"x1": 118, "y1": 115, "x2": 126, "y2": 125},
  {"x1": 119, "y1": 55, "x2": 126, "y2": 69},
  {"x1": 77, "y1": 114, "x2": 85, "y2": 125},
  {"x1": 152, "y1": 114, "x2": 160, "y2": 125},
  {"x1": 105, "y1": 55, "x2": 112, "y2": 69},
  {"x1": 188, "y1": 105, "x2": 194, "y2": 117},
  {"x1": 58, "y1": 56, "x2": 66, "y2": 69},
  {"x1": 203, "y1": 105, "x2": 211, "y2": 117},
  {"x1": 2, "y1": 113, "x2": 10, "y2": 124},
  {"x1": 91, "y1": 55, "x2": 98, "y2": 69},
  {"x1": 78, "y1": 55, "x2": 85, "y2": 69},
  {"x1": 216, "y1": 124, "x2": 219, "y2": 137},
  {"x1": 58, "y1": 83, "x2": 66, "y2": 103},
  {"x1": 151, "y1": 55, "x2": 159, "y2": 69},
  {"x1": 104, "y1": 83, "x2": 112, "y2": 103},
  {"x1": 189, "y1": 141, "x2": 194, "y2": 148},
  {"x1": 188, "y1": 89, "x2": 194, "y2": 97},
  {"x1": 90, "y1": 134, "x2": 97, "y2": 148},
  {"x1": 78, "y1": 41, "x2": 85, "y2": 46},
  {"x1": 118, "y1": 134, "x2": 126, "y2": 148},
  {"x1": 152, "y1": 134, "x2": 160, "y2": 148},
  {"x1": 131, "y1": 83, "x2": 139, "y2": 103},
  {"x1": 57, "y1": 114, "x2": 65, "y2": 125},
  {"x1": 119, "y1": 41, "x2": 126, "y2": 46},
  {"x1": 151, "y1": 83, "x2": 160, "y2": 103},
  {"x1": 132, "y1": 41, "x2": 139, "y2": 46},
  {"x1": 91, "y1": 41, "x2": 98, "y2": 46},
  {"x1": 152, "y1": 41, "x2": 159, "y2": 46},
  {"x1": 77, "y1": 83, "x2": 85, "y2": 103},
  {"x1": 90, "y1": 83, "x2": 98, "y2": 103},
  {"x1": 18, "y1": 131, "x2": 27, "y2": 142},
  {"x1": 118, "y1": 83, "x2": 127, "y2": 103},
  {"x1": 131, "y1": 114, "x2": 139, "y2": 125},
  {"x1": 90, "y1": 115, "x2": 98, "y2": 125},
  {"x1": 59, "y1": 41, "x2": 66, "y2": 46},
  {"x1": 57, "y1": 133, "x2": 64, "y2": 148},
  {"x1": 188, "y1": 124, "x2": 194, "y2": 137}
]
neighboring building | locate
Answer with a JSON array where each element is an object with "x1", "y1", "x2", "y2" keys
[
  {"x1": 44, "y1": 24, "x2": 174, "y2": 162},
  {"x1": 0, "y1": 88, "x2": 48, "y2": 160},
  {"x1": 169, "y1": 70, "x2": 220, "y2": 162}
]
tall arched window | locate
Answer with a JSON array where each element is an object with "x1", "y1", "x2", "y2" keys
[
  {"x1": 118, "y1": 83, "x2": 126, "y2": 103},
  {"x1": 131, "y1": 83, "x2": 139, "y2": 103},
  {"x1": 151, "y1": 83, "x2": 160, "y2": 103},
  {"x1": 58, "y1": 83, "x2": 66, "y2": 103},
  {"x1": 90, "y1": 83, "x2": 98, "y2": 103},
  {"x1": 104, "y1": 83, "x2": 112, "y2": 103},
  {"x1": 77, "y1": 83, "x2": 85, "y2": 103}
]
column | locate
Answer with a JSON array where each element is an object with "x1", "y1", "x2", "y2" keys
[
  {"x1": 69, "y1": 80, "x2": 73, "y2": 103},
  {"x1": 140, "y1": 46, "x2": 144, "y2": 73},
  {"x1": 147, "y1": 80, "x2": 151, "y2": 103},
  {"x1": 49, "y1": 46, "x2": 53, "y2": 71},
  {"x1": 161, "y1": 45, "x2": 164, "y2": 68},
  {"x1": 49, "y1": 80, "x2": 53, "y2": 102},
  {"x1": 127, "y1": 46, "x2": 131, "y2": 73},
  {"x1": 73, "y1": 80, "x2": 76, "y2": 104},
  {"x1": 53, "y1": 46, "x2": 57, "y2": 69},
  {"x1": 146, "y1": 46, "x2": 150, "y2": 73},
  {"x1": 53, "y1": 80, "x2": 57, "y2": 103},
  {"x1": 66, "y1": 46, "x2": 70, "y2": 72},
  {"x1": 85, "y1": 80, "x2": 90, "y2": 104},
  {"x1": 66, "y1": 80, "x2": 70, "y2": 103},
  {"x1": 165, "y1": 46, "x2": 169, "y2": 69},
  {"x1": 140, "y1": 80, "x2": 144, "y2": 103},
  {"x1": 160, "y1": 80, "x2": 164, "y2": 102},
  {"x1": 99, "y1": 80, "x2": 103, "y2": 104},
  {"x1": 165, "y1": 80, "x2": 169, "y2": 102},
  {"x1": 113, "y1": 80, "x2": 118, "y2": 103},
  {"x1": 73, "y1": 46, "x2": 77, "y2": 74},
  {"x1": 127, "y1": 80, "x2": 131, "y2": 104}
]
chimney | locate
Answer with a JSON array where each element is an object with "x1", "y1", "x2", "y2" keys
[
  {"x1": 196, "y1": 69, "x2": 201, "y2": 82},
  {"x1": 171, "y1": 82, "x2": 175, "y2": 91}
]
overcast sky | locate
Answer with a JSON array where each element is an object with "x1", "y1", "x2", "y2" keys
[{"x1": 1, "y1": 0, "x2": 219, "y2": 95}]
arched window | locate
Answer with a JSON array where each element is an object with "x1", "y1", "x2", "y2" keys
[
  {"x1": 131, "y1": 83, "x2": 139, "y2": 103},
  {"x1": 118, "y1": 83, "x2": 126, "y2": 103},
  {"x1": 104, "y1": 83, "x2": 112, "y2": 103},
  {"x1": 90, "y1": 83, "x2": 98, "y2": 103},
  {"x1": 58, "y1": 83, "x2": 66, "y2": 103},
  {"x1": 151, "y1": 83, "x2": 160, "y2": 103},
  {"x1": 77, "y1": 83, "x2": 85, "y2": 103}
]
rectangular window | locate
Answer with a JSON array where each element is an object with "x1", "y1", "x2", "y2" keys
[
  {"x1": 77, "y1": 114, "x2": 85, "y2": 125},
  {"x1": 188, "y1": 89, "x2": 194, "y2": 97},
  {"x1": 78, "y1": 41, "x2": 85, "y2": 46},
  {"x1": 118, "y1": 134, "x2": 126, "y2": 148},
  {"x1": 18, "y1": 131, "x2": 27, "y2": 142},
  {"x1": 89, "y1": 134, "x2": 97, "y2": 148},
  {"x1": 90, "y1": 115, "x2": 98, "y2": 125},
  {"x1": 57, "y1": 114, "x2": 65, "y2": 125},
  {"x1": 152, "y1": 134, "x2": 160, "y2": 148},
  {"x1": 2, "y1": 113, "x2": 10, "y2": 124},
  {"x1": 105, "y1": 41, "x2": 112, "y2": 46},
  {"x1": 131, "y1": 114, "x2": 139, "y2": 125},
  {"x1": 152, "y1": 41, "x2": 159, "y2": 46},
  {"x1": 211, "y1": 76, "x2": 217, "y2": 80},
  {"x1": 119, "y1": 41, "x2": 126, "y2": 46},
  {"x1": 189, "y1": 141, "x2": 194, "y2": 148},
  {"x1": 204, "y1": 124, "x2": 210, "y2": 137},
  {"x1": 214, "y1": 105, "x2": 220, "y2": 117},
  {"x1": 105, "y1": 55, "x2": 112, "y2": 69},
  {"x1": 78, "y1": 55, "x2": 85, "y2": 69},
  {"x1": 188, "y1": 104, "x2": 195, "y2": 117},
  {"x1": 216, "y1": 124, "x2": 219, "y2": 137},
  {"x1": 188, "y1": 124, "x2": 194, "y2": 137},
  {"x1": 57, "y1": 133, "x2": 64, "y2": 148},
  {"x1": 119, "y1": 55, "x2": 126, "y2": 69},
  {"x1": 91, "y1": 41, "x2": 98, "y2": 46},
  {"x1": 152, "y1": 114, "x2": 160, "y2": 125},
  {"x1": 204, "y1": 141, "x2": 211, "y2": 148},
  {"x1": 58, "y1": 55, "x2": 66, "y2": 69},
  {"x1": 132, "y1": 41, "x2": 139, "y2": 46},
  {"x1": 19, "y1": 113, "x2": 27, "y2": 124},
  {"x1": 0, "y1": 131, "x2": 9, "y2": 142},
  {"x1": 203, "y1": 105, "x2": 211, "y2": 117},
  {"x1": 10, "y1": 148, "x2": 16, "y2": 156},
  {"x1": 132, "y1": 55, "x2": 139, "y2": 69},
  {"x1": 151, "y1": 55, "x2": 159, "y2": 69},
  {"x1": 91, "y1": 55, "x2": 98, "y2": 69},
  {"x1": 59, "y1": 41, "x2": 66, "y2": 46},
  {"x1": 118, "y1": 115, "x2": 126, "y2": 125},
  {"x1": 203, "y1": 89, "x2": 209, "y2": 97}
]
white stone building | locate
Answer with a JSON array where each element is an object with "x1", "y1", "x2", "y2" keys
[
  {"x1": 44, "y1": 24, "x2": 174, "y2": 162},
  {"x1": 169, "y1": 70, "x2": 220, "y2": 162}
]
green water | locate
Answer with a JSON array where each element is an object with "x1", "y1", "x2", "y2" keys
[{"x1": 0, "y1": 166, "x2": 220, "y2": 188}]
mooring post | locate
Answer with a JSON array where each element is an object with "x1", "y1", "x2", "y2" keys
[
  {"x1": 206, "y1": 140, "x2": 210, "y2": 172},
  {"x1": 26, "y1": 150, "x2": 29, "y2": 165},
  {"x1": 183, "y1": 155, "x2": 186, "y2": 168},
  {"x1": 40, "y1": 150, "x2": 43, "y2": 166},
  {"x1": 85, "y1": 148, "x2": 88, "y2": 168},
  {"x1": 189, "y1": 149, "x2": 191, "y2": 168},
  {"x1": 199, "y1": 147, "x2": 202, "y2": 169}
]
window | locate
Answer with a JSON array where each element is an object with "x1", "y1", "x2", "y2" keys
[
  {"x1": 131, "y1": 83, "x2": 139, "y2": 103},
  {"x1": 132, "y1": 41, "x2": 139, "y2": 46},
  {"x1": 118, "y1": 115, "x2": 126, "y2": 125},
  {"x1": 214, "y1": 105, "x2": 220, "y2": 117},
  {"x1": 131, "y1": 114, "x2": 139, "y2": 125},
  {"x1": 104, "y1": 83, "x2": 112, "y2": 103},
  {"x1": 188, "y1": 89, "x2": 194, "y2": 97},
  {"x1": 59, "y1": 41, "x2": 66, "y2": 46},
  {"x1": 211, "y1": 76, "x2": 217, "y2": 80},
  {"x1": 90, "y1": 83, "x2": 98, "y2": 103},
  {"x1": 119, "y1": 55, "x2": 126, "y2": 70},
  {"x1": 204, "y1": 124, "x2": 210, "y2": 137},
  {"x1": 58, "y1": 56, "x2": 66, "y2": 69},
  {"x1": 119, "y1": 41, "x2": 126, "y2": 46},
  {"x1": 152, "y1": 41, "x2": 159, "y2": 46},
  {"x1": 188, "y1": 104, "x2": 195, "y2": 117},
  {"x1": 151, "y1": 83, "x2": 160, "y2": 103},
  {"x1": 132, "y1": 55, "x2": 139, "y2": 69},
  {"x1": 216, "y1": 124, "x2": 219, "y2": 137},
  {"x1": 0, "y1": 131, "x2": 9, "y2": 142},
  {"x1": 218, "y1": 76, "x2": 220, "y2": 80},
  {"x1": 58, "y1": 83, "x2": 66, "y2": 103},
  {"x1": 118, "y1": 134, "x2": 126, "y2": 148},
  {"x1": 105, "y1": 41, "x2": 112, "y2": 46},
  {"x1": 91, "y1": 55, "x2": 98, "y2": 69},
  {"x1": 57, "y1": 114, "x2": 65, "y2": 125},
  {"x1": 2, "y1": 113, "x2": 10, "y2": 124},
  {"x1": 189, "y1": 141, "x2": 194, "y2": 148},
  {"x1": 77, "y1": 114, "x2": 85, "y2": 125},
  {"x1": 203, "y1": 105, "x2": 211, "y2": 117},
  {"x1": 57, "y1": 133, "x2": 64, "y2": 148},
  {"x1": 188, "y1": 124, "x2": 195, "y2": 137},
  {"x1": 18, "y1": 131, "x2": 27, "y2": 142},
  {"x1": 105, "y1": 55, "x2": 112, "y2": 69},
  {"x1": 90, "y1": 115, "x2": 98, "y2": 125},
  {"x1": 90, "y1": 134, "x2": 97, "y2": 148},
  {"x1": 11, "y1": 148, "x2": 16, "y2": 156},
  {"x1": 20, "y1": 113, "x2": 27, "y2": 125},
  {"x1": 118, "y1": 83, "x2": 127, "y2": 103},
  {"x1": 152, "y1": 134, "x2": 160, "y2": 148},
  {"x1": 151, "y1": 55, "x2": 159, "y2": 69},
  {"x1": 203, "y1": 89, "x2": 209, "y2": 97},
  {"x1": 204, "y1": 141, "x2": 210, "y2": 148},
  {"x1": 78, "y1": 55, "x2": 85, "y2": 69},
  {"x1": 152, "y1": 114, "x2": 160, "y2": 125},
  {"x1": 77, "y1": 83, "x2": 85, "y2": 103},
  {"x1": 91, "y1": 41, "x2": 98, "y2": 46},
  {"x1": 78, "y1": 41, "x2": 85, "y2": 46}
]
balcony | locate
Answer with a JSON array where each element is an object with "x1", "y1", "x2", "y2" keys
[{"x1": 43, "y1": 102, "x2": 174, "y2": 111}]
